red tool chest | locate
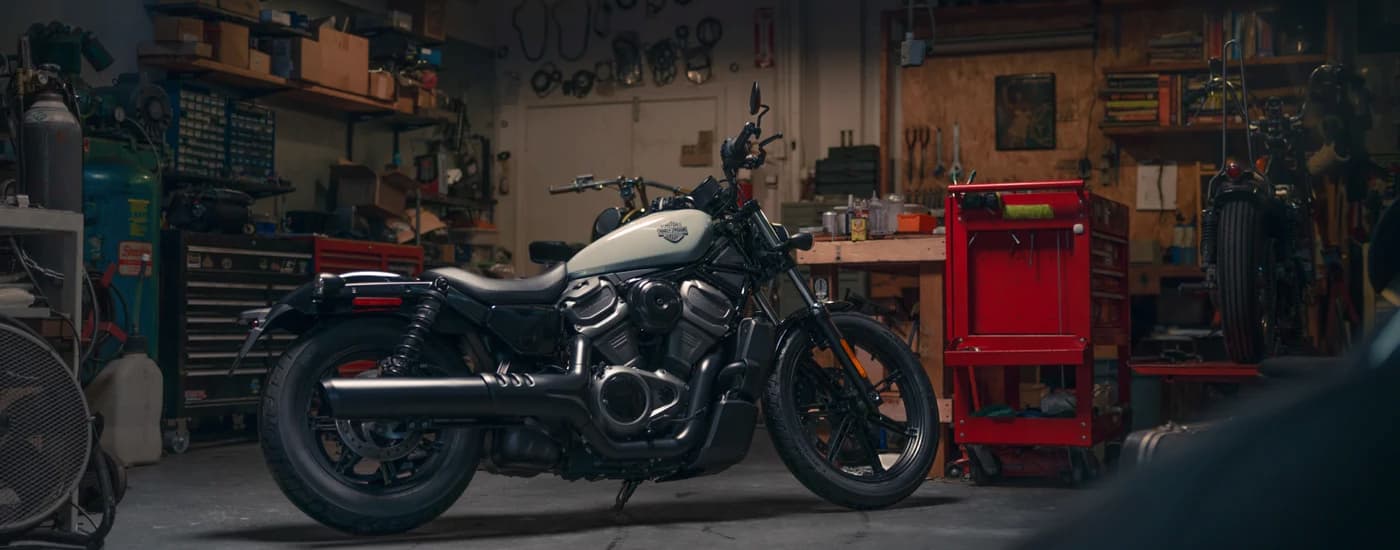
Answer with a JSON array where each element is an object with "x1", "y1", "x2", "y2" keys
[
  {"x1": 943, "y1": 180, "x2": 1130, "y2": 455},
  {"x1": 309, "y1": 237, "x2": 424, "y2": 276}
]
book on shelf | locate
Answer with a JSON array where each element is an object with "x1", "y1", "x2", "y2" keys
[
  {"x1": 1158, "y1": 74, "x2": 1172, "y2": 127},
  {"x1": 1255, "y1": 9, "x2": 1275, "y2": 57},
  {"x1": 1100, "y1": 91, "x2": 1157, "y2": 100},
  {"x1": 1105, "y1": 113, "x2": 1159, "y2": 122},
  {"x1": 1106, "y1": 73, "x2": 1161, "y2": 79},
  {"x1": 1186, "y1": 114, "x2": 1244, "y2": 125},
  {"x1": 1100, "y1": 120, "x2": 1159, "y2": 128},
  {"x1": 1148, "y1": 31, "x2": 1204, "y2": 48},
  {"x1": 1105, "y1": 108, "x2": 1158, "y2": 116},
  {"x1": 1106, "y1": 100, "x2": 1160, "y2": 109}
]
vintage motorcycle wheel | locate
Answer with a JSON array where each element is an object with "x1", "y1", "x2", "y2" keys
[
  {"x1": 763, "y1": 313, "x2": 937, "y2": 509},
  {"x1": 259, "y1": 317, "x2": 484, "y2": 535},
  {"x1": 1217, "y1": 201, "x2": 1279, "y2": 363}
]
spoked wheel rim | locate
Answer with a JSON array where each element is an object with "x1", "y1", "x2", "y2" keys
[
  {"x1": 305, "y1": 355, "x2": 455, "y2": 494},
  {"x1": 788, "y1": 341, "x2": 928, "y2": 482}
]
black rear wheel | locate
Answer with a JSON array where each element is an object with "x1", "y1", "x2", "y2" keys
[
  {"x1": 1217, "y1": 201, "x2": 1278, "y2": 363},
  {"x1": 762, "y1": 313, "x2": 937, "y2": 509},
  {"x1": 260, "y1": 317, "x2": 484, "y2": 535}
]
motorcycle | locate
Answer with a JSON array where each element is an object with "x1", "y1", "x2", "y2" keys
[
  {"x1": 233, "y1": 82, "x2": 939, "y2": 535},
  {"x1": 1194, "y1": 42, "x2": 1322, "y2": 363}
]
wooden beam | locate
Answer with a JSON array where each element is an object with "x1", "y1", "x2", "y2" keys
[
  {"x1": 796, "y1": 236, "x2": 946, "y2": 265},
  {"x1": 919, "y1": 262, "x2": 948, "y2": 478}
]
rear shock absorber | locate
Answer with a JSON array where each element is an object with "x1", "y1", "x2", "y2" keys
[{"x1": 380, "y1": 278, "x2": 447, "y2": 376}]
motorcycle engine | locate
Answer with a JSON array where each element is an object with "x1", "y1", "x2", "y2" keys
[{"x1": 561, "y1": 276, "x2": 733, "y2": 438}]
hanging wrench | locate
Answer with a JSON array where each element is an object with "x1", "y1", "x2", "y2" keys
[
  {"x1": 949, "y1": 122, "x2": 965, "y2": 184},
  {"x1": 932, "y1": 127, "x2": 946, "y2": 179}
]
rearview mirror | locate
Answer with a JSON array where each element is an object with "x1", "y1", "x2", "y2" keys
[{"x1": 749, "y1": 82, "x2": 761, "y2": 115}]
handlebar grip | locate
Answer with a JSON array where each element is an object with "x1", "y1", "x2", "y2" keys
[{"x1": 548, "y1": 183, "x2": 579, "y2": 194}]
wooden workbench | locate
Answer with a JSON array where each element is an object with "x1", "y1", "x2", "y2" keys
[{"x1": 795, "y1": 235, "x2": 950, "y2": 478}]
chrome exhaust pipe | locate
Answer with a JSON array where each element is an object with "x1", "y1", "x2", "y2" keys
[{"x1": 318, "y1": 336, "x2": 723, "y2": 460}]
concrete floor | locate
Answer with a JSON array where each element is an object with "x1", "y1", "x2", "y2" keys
[{"x1": 105, "y1": 430, "x2": 1084, "y2": 549}]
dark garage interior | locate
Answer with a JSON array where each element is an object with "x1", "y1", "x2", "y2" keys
[{"x1": 1, "y1": 0, "x2": 1398, "y2": 548}]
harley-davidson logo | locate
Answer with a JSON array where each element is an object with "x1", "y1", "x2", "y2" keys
[{"x1": 657, "y1": 221, "x2": 689, "y2": 243}]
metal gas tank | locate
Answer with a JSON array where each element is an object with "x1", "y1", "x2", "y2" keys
[{"x1": 567, "y1": 209, "x2": 714, "y2": 278}]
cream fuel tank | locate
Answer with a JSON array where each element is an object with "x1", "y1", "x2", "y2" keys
[{"x1": 565, "y1": 209, "x2": 716, "y2": 279}]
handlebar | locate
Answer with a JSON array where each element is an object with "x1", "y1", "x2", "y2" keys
[{"x1": 548, "y1": 176, "x2": 685, "y2": 195}]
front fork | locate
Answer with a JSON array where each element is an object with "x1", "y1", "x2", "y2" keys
[{"x1": 760, "y1": 267, "x2": 882, "y2": 406}]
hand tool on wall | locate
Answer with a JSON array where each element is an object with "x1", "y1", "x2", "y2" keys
[
  {"x1": 933, "y1": 127, "x2": 946, "y2": 178},
  {"x1": 915, "y1": 125, "x2": 930, "y2": 200},
  {"x1": 949, "y1": 122, "x2": 964, "y2": 184},
  {"x1": 904, "y1": 126, "x2": 918, "y2": 194}
]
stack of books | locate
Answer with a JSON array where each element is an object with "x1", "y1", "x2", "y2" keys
[
  {"x1": 1205, "y1": 9, "x2": 1280, "y2": 60},
  {"x1": 1147, "y1": 32, "x2": 1203, "y2": 64},
  {"x1": 1102, "y1": 74, "x2": 1161, "y2": 127},
  {"x1": 1181, "y1": 73, "x2": 1244, "y2": 125}
]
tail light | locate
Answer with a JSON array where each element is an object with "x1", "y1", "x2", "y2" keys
[{"x1": 1225, "y1": 160, "x2": 1244, "y2": 181}]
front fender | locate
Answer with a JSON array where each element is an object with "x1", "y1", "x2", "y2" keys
[{"x1": 767, "y1": 300, "x2": 856, "y2": 380}]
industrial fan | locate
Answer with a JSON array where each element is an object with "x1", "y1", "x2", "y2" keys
[{"x1": 0, "y1": 317, "x2": 118, "y2": 548}]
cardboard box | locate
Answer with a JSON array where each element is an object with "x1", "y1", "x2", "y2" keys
[
  {"x1": 388, "y1": 0, "x2": 446, "y2": 41},
  {"x1": 248, "y1": 49, "x2": 270, "y2": 74},
  {"x1": 205, "y1": 21, "x2": 250, "y2": 68},
  {"x1": 395, "y1": 94, "x2": 415, "y2": 114},
  {"x1": 368, "y1": 71, "x2": 395, "y2": 100},
  {"x1": 314, "y1": 24, "x2": 369, "y2": 94},
  {"x1": 219, "y1": 0, "x2": 261, "y2": 19},
  {"x1": 152, "y1": 16, "x2": 206, "y2": 43},
  {"x1": 396, "y1": 208, "x2": 446, "y2": 243},
  {"x1": 287, "y1": 38, "x2": 322, "y2": 83},
  {"x1": 416, "y1": 87, "x2": 436, "y2": 109},
  {"x1": 331, "y1": 162, "x2": 410, "y2": 219},
  {"x1": 138, "y1": 41, "x2": 213, "y2": 58}
]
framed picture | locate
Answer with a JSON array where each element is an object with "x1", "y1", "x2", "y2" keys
[{"x1": 995, "y1": 73, "x2": 1057, "y2": 150}]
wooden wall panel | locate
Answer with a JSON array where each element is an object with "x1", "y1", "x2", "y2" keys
[
  {"x1": 882, "y1": 4, "x2": 1296, "y2": 249},
  {"x1": 898, "y1": 47, "x2": 1097, "y2": 190}
]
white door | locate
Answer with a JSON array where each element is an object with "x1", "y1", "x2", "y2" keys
[
  {"x1": 516, "y1": 96, "x2": 721, "y2": 273},
  {"x1": 519, "y1": 103, "x2": 634, "y2": 273},
  {"x1": 632, "y1": 97, "x2": 720, "y2": 195}
]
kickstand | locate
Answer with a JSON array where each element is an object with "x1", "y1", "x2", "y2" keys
[{"x1": 614, "y1": 479, "x2": 642, "y2": 511}]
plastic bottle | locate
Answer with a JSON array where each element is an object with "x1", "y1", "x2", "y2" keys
[{"x1": 85, "y1": 337, "x2": 164, "y2": 466}]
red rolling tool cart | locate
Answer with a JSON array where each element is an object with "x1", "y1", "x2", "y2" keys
[{"x1": 942, "y1": 179, "x2": 1131, "y2": 484}]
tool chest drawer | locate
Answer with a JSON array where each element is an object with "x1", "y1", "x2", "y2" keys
[{"x1": 159, "y1": 231, "x2": 314, "y2": 418}]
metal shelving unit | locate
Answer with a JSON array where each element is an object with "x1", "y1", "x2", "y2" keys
[{"x1": 0, "y1": 207, "x2": 84, "y2": 368}]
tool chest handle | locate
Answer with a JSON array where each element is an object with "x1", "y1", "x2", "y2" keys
[{"x1": 949, "y1": 179, "x2": 1085, "y2": 193}]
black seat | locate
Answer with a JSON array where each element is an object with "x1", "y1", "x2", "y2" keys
[{"x1": 425, "y1": 264, "x2": 568, "y2": 305}]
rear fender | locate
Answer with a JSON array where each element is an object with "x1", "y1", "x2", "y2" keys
[{"x1": 229, "y1": 271, "x2": 487, "y2": 373}]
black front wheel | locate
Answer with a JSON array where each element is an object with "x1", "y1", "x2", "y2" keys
[{"x1": 762, "y1": 313, "x2": 938, "y2": 509}]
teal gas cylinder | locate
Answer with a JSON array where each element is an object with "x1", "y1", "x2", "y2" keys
[{"x1": 83, "y1": 136, "x2": 162, "y2": 361}]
